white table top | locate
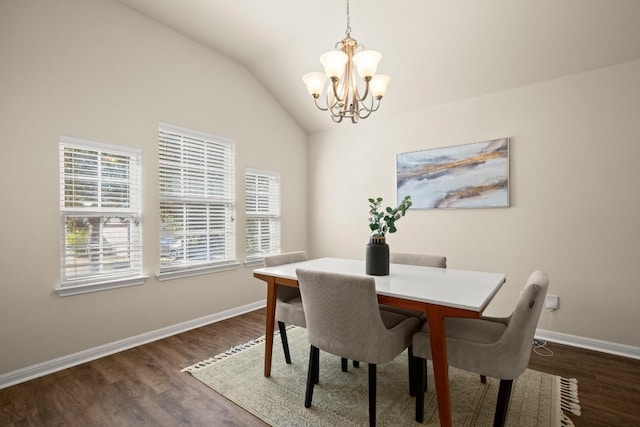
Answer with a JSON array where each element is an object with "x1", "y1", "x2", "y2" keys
[{"x1": 253, "y1": 257, "x2": 506, "y2": 312}]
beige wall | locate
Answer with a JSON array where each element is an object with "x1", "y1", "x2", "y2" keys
[
  {"x1": 2, "y1": 0, "x2": 638, "y2": 378},
  {"x1": 0, "y1": 0, "x2": 307, "y2": 374},
  {"x1": 308, "y1": 59, "x2": 640, "y2": 348}
]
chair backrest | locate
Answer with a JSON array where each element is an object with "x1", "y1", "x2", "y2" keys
[
  {"x1": 296, "y1": 268, "x2": 412, "y2": 364},
  {"x1": 264, "y1": 251, "x2": 308, "y2": 301},
  {"x1": 264, "y1": 251, "x2": 308, "y2": 267},
  {"x1": 390, "y1": 252, "x2": 447, "y2": 268},
  {"x1": 498, "y1": 270, "x2": 549, "y2": 377}
]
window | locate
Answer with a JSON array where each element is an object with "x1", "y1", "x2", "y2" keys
[
  {"x1": 58, "y1": 136, "x2": 144, "y2": 296},
  {"x1": 158, "y1": 123, "x2": 236, "y2": 279},
  {"x1": 245, "y1": 169, "x2": 280, "y2": 264}
]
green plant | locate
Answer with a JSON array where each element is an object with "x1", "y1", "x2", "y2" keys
[{"x1": 368, "y1": 195, "x2": 412, "y2": 238}]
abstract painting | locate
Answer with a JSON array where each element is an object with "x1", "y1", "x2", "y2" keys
[{"x1": 397, "y1": 138, "x2": 509, "y2": 209}]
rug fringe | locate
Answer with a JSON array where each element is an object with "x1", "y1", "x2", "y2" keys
[
  {"x1": 560, "y1": 413, "x2": 575, "y2": 426},
  {"x1": 559, "y1": 377, "x2": 582, "y2": 417},
  {"x1": 180, "y1": 325, "x2": 296, "y2": 373}
]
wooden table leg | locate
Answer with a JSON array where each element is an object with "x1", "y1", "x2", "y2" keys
[
  {"x1": 263, "y1": 277, "x2": 277, "y2": 377},
  {"x1": 424, "y1": 303, "x2": 479, "y2": 427},
  {"x1": 425, "y1": 304, "x2": 452, "y2": 427}
]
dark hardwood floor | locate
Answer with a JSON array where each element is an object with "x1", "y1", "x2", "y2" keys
[
  {"x1": 527, "y1": 338, "x2": 640, "y2": 426},
  {"x1": 1, "y1": 308, "x2": 638, "y2": 426}
]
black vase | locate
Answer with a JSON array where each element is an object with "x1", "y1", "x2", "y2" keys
[{"x1": 366, "y1": 237, "x2": 389, "y2": 276}]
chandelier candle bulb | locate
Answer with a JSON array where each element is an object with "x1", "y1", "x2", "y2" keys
[
  {"x1": 320, "y1": 51, "x2": 348, "y2": 78},
  {"x1": 353, "y1": 50, "x2": 381, "y2": 78},
  {"x1": 302, "y1": 72, "x2": 327, "y2": 97},
  {"x1": 370, "y1": 75, "x2": 391, "y2": 98}
]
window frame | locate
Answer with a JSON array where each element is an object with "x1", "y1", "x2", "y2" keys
[
  {"x1": 157, "y1": 123, "x2": 238, "y2": 281},
  {"x1": 245, "y1": 168, "x2": 281, "y2": 266},
  {"x1": 56, "y1": 136, "x2": 147, "y2": 297}
]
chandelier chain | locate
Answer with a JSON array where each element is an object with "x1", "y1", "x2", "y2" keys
[{"x1": 345, "y1": 0, "x2": 351, "y2": 37}]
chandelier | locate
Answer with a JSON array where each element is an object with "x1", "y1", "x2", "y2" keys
[{"x1": 302, "y1": 0, "x2": 390, "y2": 123}]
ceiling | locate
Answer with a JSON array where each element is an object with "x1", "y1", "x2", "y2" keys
[{"x1": 114, "y1": 0, "x2": 640, "y2": 134}]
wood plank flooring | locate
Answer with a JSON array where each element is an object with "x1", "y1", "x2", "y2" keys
[{"x1": 1, "y1": 308, "x2": 638, "y2": 426}]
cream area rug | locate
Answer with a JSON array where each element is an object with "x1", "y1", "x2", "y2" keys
[{"x1": 182, "y1": 327, "x2": 580, "y2": 426}]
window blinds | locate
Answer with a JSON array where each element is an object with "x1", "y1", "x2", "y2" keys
[
  {"x1": 246, "y1": 169, "x2": 280, "y2": 260},
  {"x1": 159, "y1": 123, "x2": 236, "y2": 272},
  {"x1": 59, "y1": 136, "x2": 142, "y2": 285}
]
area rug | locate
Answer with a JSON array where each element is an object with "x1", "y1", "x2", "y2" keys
[{"x1": 182, "y1": 327, "x2": 580, "y2": 426}]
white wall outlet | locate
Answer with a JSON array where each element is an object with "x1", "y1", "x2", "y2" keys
[{"x1": 545, "y1": 294, "x2": 559, "y2": 310}]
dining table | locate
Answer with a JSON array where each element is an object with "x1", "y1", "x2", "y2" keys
[{"x1": 253, "y1": 257, "x2": 506, "y2": 427}]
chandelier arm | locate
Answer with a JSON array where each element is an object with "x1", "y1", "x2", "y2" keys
[
  {"x1": 356, "y1": 103, "x2": 372, "y2": 120},
  {"x1": 329, "y1": 105, "x2": 345, "y2": 120},
  {"x1": 359, "y1": 77, "x2": 371, "y2": 103},
  {"x1": 353, "y1": 95, "x2": 361, "y2": 117},
  {"x1": 312, "y1": 97, "x2": 329, "y2": 111},
  {"x1": 354, "y1": 95, "x2": 372, "y2": 113},
  {"x1": 330, "y1": 78, "x2": 345, "y2": 103},
  {"x1": 369, "y1": 97, "x2": 382, "y2": 112},
  {"x1": 357, "y1": 91, "x2": 382, "y2": 114},
  {"x1": 326, "y1": 90, "x2": 342, "y2": 112},
  {"x1": 327, "y1": 98, "x2": 343, "y2": 118}
]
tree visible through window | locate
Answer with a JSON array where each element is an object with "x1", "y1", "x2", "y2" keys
[
  {"x1": 59, "y1": 137, "x2": 142, "y2": 287},
  {"x1": 158, "y1": 123, "x2": 236, "y2": 274},
  {"x1": 246, "y1": 169, "x2": 280, "y2": 261}
]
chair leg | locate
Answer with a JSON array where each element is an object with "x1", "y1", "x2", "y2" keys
[
  {"x1": 368, "y1": 364, "x2": 377, "y2": 427},
  {"x1": 423, "y1": 358, "x2": 428, "y2": 392},
  {"x1": 341, "y1": 357, "x2": 348, "y2": 372},
  {"x1": 277, "y1": 321, "x2": 291, "y2": 364},
  {"x1": 313, "y1": 346, "x2": 320, "y2": 385},
  {"x1": 414, "y1": 356, "x2": 425, "y2": 423},
  {"x1": 493, "y1": 379, "x2": 513, "y2": 427},
  {"x1": 353, "y1": 360, "x2": 360, "y2": 368},
  {"x1": 305, "y1": 346, "x2": 320, "y2": 408},
  {"x1": 408, "y1": 345, "x2": 415, "y2": 396},
  {"x1": 481, "y1": 374, "x2": 487, "y2": 383}
]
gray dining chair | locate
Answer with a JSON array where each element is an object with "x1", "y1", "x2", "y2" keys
[
  {"x1": 296, "y1": 268, "x2": 421, "y2": 427},
  {"x1": 380, "y1": 252, "x2": 448, "y2": 393},
  {"x1": 264, "y1": 251, "x2": 308, "y2": 364},
  {"x1": 390, "y1": 252, "x2": 447, "y2": 269},
  {"x1": 380, "y1": 252, "x2": 447, "y2": 319},
  {"x1": 412, "y1": 270, "x2": 549, "y2": 426},
  {"x1": 265, "y1": 251, "x2": 350, "y2": 370}
]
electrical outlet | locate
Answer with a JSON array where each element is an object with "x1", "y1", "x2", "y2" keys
[{"x1": 545, "y1": 294, "x2": 559, "y2": 310}]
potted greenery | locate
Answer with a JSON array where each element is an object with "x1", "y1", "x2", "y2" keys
[{"x1": 366, "y1": 195, "x2": 412, "y2": 275}]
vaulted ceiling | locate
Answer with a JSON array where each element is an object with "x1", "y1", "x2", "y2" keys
[{"x1": 114, "y1": 0, "x2": 640, "y2": 134}]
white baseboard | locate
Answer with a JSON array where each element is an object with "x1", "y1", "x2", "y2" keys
[
  {"x1": 535, "y1": 328, "x2": 640, "y2": 360},
  {"x1": 0, "y1": 300, "x2": 266, "y2": 390},
  {"x1": 3, "y1": 308, "x2": 638, "y2": 391}
]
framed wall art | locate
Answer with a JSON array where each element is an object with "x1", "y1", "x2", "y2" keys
[{"x1": 397, "y1": 138, "x2": 510, "y2": 209}]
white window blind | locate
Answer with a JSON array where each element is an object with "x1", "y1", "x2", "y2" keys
[
  {"x1": 245, "y1": 169, "x2": 280, "y2": 261},
  {"x1": 59, "y1": 136, "x2": 142, "y2": 287},
  {"x1": 159, "y1": 123, "x2": 236, "y2": 274}
]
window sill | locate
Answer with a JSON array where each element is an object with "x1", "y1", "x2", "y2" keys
[
  {"x1": 55, "y1": 275, "x2": 149, "y2": 297},
  {"x1": 156, "y1": 261, "x2": 240, "y2": 282}
]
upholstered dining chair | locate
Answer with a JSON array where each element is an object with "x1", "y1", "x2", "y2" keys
[
  {"x1": 412, "y1": 270, "x2": 549, "y2": 426},
  {"x1": 380, "y1": 252, "x2": 447, "y2": 319},
  {"x1": 390, "y1": 252, "x2": 447, "y2": 269},
  {"x1": 264, "y1": 251, "x2": 308, "y2": 364},
  {"x1": 296, "y1": 268, "x2": 421, "y2": 427}
]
